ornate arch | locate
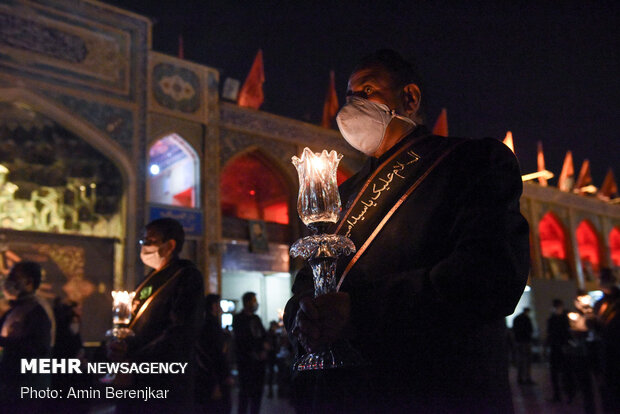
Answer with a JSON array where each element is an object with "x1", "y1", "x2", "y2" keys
[
  {"x1": 147, "y1": 132, "x2": 200, "y2": 208},
  {"x1": 220, "y1": 147, "x2": 295, "y2": 225},
  {"x1": 0, "y1": 87, "x2": 137, "y2": 284}
]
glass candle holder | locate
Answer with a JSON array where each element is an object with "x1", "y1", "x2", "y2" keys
[
  {"x1": 292, "y1": 147, "x2": 342, "y2": 227},
  {"x1": 111, "y1": 290, "x2": 135, "y2": 326}
]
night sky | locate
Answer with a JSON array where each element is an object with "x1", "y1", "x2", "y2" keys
[{"x1": 107, "y1": 0, "x2": 619, "y2": 186}]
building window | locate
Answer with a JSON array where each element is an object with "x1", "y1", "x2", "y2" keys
[
  {"x1": 220, "y1": 151, "x2": 290, "y2": 225},
  {"x1": 576, "y1": 220, "x2": 601, "y2": 282},
  {"x1": 539, "y1": 211, "x2": 571, "y2": 280},
  {"x1": 609, "y1": 227, "x2": 620, "y2": 267},
  {"x1": 148, "y1": 133, "x2": 199, "y2": 208}
]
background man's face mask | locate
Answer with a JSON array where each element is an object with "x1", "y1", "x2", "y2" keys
[
  {"x1": 140, "y1": 244, "x2": 166, "y2": 270},
  {"x1": 336, "y1": 96, "x2": 415, "y2": 156}
]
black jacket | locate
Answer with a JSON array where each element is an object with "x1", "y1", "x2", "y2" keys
[
  {"x1": 0, "y1": 294, "x2": 52, "y2": 402},
  {"x1": 128, "y1": 258, "x2": 204, "y2": 402},
  {"x1": 285, "y1": 129, "x2": 530, "y2": 413}
]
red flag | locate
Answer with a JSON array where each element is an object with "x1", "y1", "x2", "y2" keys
[
  {"x1": 558, "y1": 151, "x2": 574, "y2": 192},
  {"x1": 537, "y1": 141, "x2": 548, "y2": 187},
  {"x1": 598, "y1": 168, "x2": 619, "y2": 200},
  {"x1": 502, "y1": 131, "x2": 514, "y2": 154},
  {"x1": 321, "y1": 70, "x2": 339, "y2": 128},
  {"x1": 575, "y1": 159, "x2": 593, "y2": 192},
  {"x1": 238, "y1": 49, "x2": 265, "y2": 109},
  {"x1": 178, "y1": 34, "x2": 184, "y2": 59},
  {"x1": 432, "y1": 108, "x2": 448, "y2": 137}
]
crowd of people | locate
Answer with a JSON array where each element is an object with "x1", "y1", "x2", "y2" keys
[
  {"x1": 509, "y1": 270, "x2": 620, "y2": 414},
  {"x1": 0, "y1": 48, "x2": 617, "y2": 414},
  {"x1": 0, "y1": 218, "x2": 294, "y2": 414}
]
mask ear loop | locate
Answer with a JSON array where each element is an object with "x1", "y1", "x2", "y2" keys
[{"x1": 389, "y1": 109, "x2": 417, "y2": 127}]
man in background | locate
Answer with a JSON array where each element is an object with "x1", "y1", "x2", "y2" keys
[
  {"x1": 513, "y1": 307, "x2": 535, "y2": 385},
  {"x1": 0, "y1": 261, "x2": 52, "y2": 406},
  {"x1": 233, "y1": 291, "x2": 267, "y2": 414},
  {"x1": 108, "y1": 217, "x2": 204, "y2": 413}
]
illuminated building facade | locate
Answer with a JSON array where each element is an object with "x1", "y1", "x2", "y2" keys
[
  {"x1": 0, "y1": 0, "x2": 617, "y2": 333},
  {"x1": 0, "y1": 0, "x2": 362, "y2": 329}
]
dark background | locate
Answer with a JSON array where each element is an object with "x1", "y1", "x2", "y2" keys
[{"x1": 106, "y1": 0, "x2": 619, "y2": 185}]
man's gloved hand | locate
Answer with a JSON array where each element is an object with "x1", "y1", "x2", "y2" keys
[{"x1": 291, "y1": 292, "x2": 351, "y2": 352}]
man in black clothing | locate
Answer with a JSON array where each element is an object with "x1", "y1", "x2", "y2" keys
[
  {"x1": 513, "y1": 307, "x2": 535, "y2": 385},
  {"x1": 233, "y1": 291, "x2": 267, "y2": 414},
  {"x1": 196, "y1": 293, "x2": 232, "y2": 414},
  {"x1": 546, "y1": 299, "x2": 575, "y2": 403},
  {"x1": 285, "y1": 49, "x2": 530, "y2": 413},
  {"x1": 0, "y1": 261, "x2": 52, "y2": 406},
  {"x1": 108, "y1": 217, "x2": 204, "y2": 413}
]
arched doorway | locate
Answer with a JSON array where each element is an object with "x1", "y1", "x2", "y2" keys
[
  {"x1": 576, "y1": 220, "x2": 601, "y2": 283},
  {"x1": 148, "y1": 133, "x2": 200, "y2": 208},
  {"x1": 220, "y1": 150, "x2": 290, "y2": 225},
  {"x1": 539, "y1": 211, "x2": 571, "y2": 280},
  {"x1": 219, "y1": 150, "x2": 293, "y2": 326},
  {"x1": 0, "y1": 95, "x2": 131, "y2": 343}
]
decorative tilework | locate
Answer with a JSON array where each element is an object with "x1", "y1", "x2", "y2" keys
[
  {"x1": 0, "y1": 2, "x2": 133, "y2": 98},
  {"x1": 0, "y1": 11, "x2": 87, "y2": 63},
  {"x1": 42, "y1": 90, "x2": 134, "y2": 152},
  {"x1": 220, "y1": 103, "x2": 356, "y2": 158},
  {"x1": 152, "y1": 63, "x2": 201, "y2": 113}
]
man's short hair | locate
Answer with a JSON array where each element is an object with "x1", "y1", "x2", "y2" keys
[
  {"x1": 552, "y1": 299, "x2": 563, "y2": 308},
  {"x1": 10, "y1": 261, "x2": 42, "y2": 290},
  {"x1": 353, "y1": 49, "x2": 423, "y2": 91},
  {"x1": 242, "y1": 291, "x2": 256, "y2": 306},
  {"x1": 146, "y1": 218, "x2": 184, "y2": 255},
  {"x1": 353, "y1": 49, "x2": 426, "y2": 121}
]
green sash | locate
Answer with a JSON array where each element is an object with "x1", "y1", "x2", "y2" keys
[{"x1": 335, "y1": 135, "x2": 463, "y2": 290}]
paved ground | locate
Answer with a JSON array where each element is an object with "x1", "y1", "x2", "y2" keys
[{"x1": 231, "y1": 362, "x2": 604, "y2": 414}]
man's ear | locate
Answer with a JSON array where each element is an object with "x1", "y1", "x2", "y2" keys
[
  {"x1": 164, "y1": 239, "x2": 177, "y2": 256},
  {"x1": 402, "y1": 83, "x2": 421, "y2": 116}
]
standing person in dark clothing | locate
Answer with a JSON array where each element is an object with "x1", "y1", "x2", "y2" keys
[
  {"x1": 285, "y1": 49, "x2": 530, "y2": 413},
  {"x1": 233, "y1": 291, "x2": 267, "y2": 414},
  {"x1": 196, "y1": 293, "x2": 233, "y2": 414},
  {"x1": 0, "y1": 261, "x2": 52, "y2": 407},
  {"x1": 107, "y1": 217, "x2": 204, "y2": 413},
  {"x1": 513, "y1": 307, "x2": 535, "y2": 385},
  {"x1": 546, "y1": 299, "x2": 575, "y2": 403},
  {"x1": 52, "y1": 299, "x2": 86, "y2": 383},
  {"x1": 265, "y1": 320, "x2": 280, "y2": 398}
]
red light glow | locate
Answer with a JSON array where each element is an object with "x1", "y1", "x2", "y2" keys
[
  {"x1": 576, "y1": 220, "x2": 600, "y2": 270},
  {"x1": 220, "y1": 151, "x2": 290, "y2": 225},
  {"x1": 539, "y1": 211, "x2": 567, "y2": 259}
]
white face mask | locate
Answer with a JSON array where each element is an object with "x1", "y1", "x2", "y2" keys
[
  {"x1": 336, "y1": 96, "x2": 415, "y2": 156},
  {"x1": 140, "y1": 245, "x2": 166, "y2": 270}
]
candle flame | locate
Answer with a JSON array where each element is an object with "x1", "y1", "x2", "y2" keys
[{"x1": 112, "y1": 290, "x2": 135, "y2": 306}]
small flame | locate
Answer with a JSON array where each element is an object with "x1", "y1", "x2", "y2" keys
[{"x1": 112, "y1": 290, "x2": 135, "y2": 306}]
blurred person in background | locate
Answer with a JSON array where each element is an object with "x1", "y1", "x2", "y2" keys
[
  {"x1": 512, "y1": 307, "x2": 535, "y2": 385},
  {"x1": 233, "y1": 291, "x2": 268, "y2": 414},
  {"x1": 196, "y1": 293, "x2": 233, "y2": 414},
  {"x1": 0, "y1": 261, "x2": 52, "y2": 407}
]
